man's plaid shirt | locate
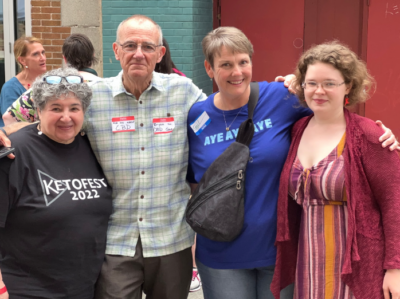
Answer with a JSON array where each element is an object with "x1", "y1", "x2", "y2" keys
[{"x1": 84, "y1": 71, "x2": 207, "y2": 257}]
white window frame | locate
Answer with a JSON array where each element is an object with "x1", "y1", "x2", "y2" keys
[{"x1": 3, "y1": 0, "x2": 31, "y2": 81}]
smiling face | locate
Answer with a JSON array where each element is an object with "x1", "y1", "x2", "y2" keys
[
  {"x1": 304, "y1": 62, "x2": 351, "y2": 115},
  {"x1": 19, "y1": 42, "x2": 47, "y2": 74},
  {"x1": 37, "y1": 94, "x2": 84, "y2": 144},
  {"x1": 113, "y1": 19, "x2": 165, "y2": 83},
  {"x1": 205, "y1": 46, "x2": 252, "y2": 103}
]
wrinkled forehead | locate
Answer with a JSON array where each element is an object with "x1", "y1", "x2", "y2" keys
[{"x1": 118, "y1": 19, "x2": 160, "y2": 43}]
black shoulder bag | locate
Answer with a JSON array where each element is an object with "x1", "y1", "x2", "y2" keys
[{"x1": 186, "y1": 82, "x2": 259, "y2": 242}]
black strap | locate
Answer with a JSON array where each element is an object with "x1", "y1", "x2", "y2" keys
[{"x1": 235, "y1": 82, "x2": 259, "y2": 146}]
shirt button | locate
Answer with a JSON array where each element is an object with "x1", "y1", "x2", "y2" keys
[
  {"x1": 140, "y1": 123, "x2": 143, "y2": 127},
  {"x1": 141, "y1": 171, "x2": 145, "y2": 175},
  {"x1": 167, "y1": 113, "x2": 171, "y2": 117},
  {"x1": 141, "y1": 147, "x2": 145, "y2": 151},
  {"x1": 139, "y1": 218, "x2": 143, "y2": 221},
  {"x1": 140, "y1": 195, "x2": 144, "y2": 199}
]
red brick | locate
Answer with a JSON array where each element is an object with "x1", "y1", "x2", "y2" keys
[
  {"x1": 42, "y1": 33, "x2": 61, "y2": 40},
  {"x1": 52, "y1": 40, "x2": 64, "y2": 46},
  {"x1": 52, "y1": 52, "x2": 63, "y2": 59},
  {"x1": 45, "y1": 52, "x2": 52, "y2": 58},
  {"x1": 31, "y1": 1, "x2": 51, "y2": 6},
  {"x1": 51, "y1": 1, "x2": 61, "y2": 7},
  {"x1": 61, "y1": 33, "x2": 71, "y2": 39},
  {"x1": 52, "y1": 27, "x2": 71, "y2": 34},
  {"x1": 42, "y1": 7, "x2": 60, "y2": 13},
  {"x1": 32, "y1": 13, "x2": 51, "y2": 20},
  {"x1": 31, "y1": 7, "x2": 41, "y2": 13},
  {"x1": 42, "y1": 20, "x2": 61, "y2": 26},
  {"x1": 32, "y1": 20, "x2": 41, "y2": 26},
  {"x1": 52, "y1": 14, "x2": 61, "y2": 20},
  {"x1": 46, "y1": 58, "x2": 62, "y2": 64},
  {"x1": 33, "y1": 33, "x2": 42, "y2": 38},
  {"x1": 42, "y1": 39, "x2": 52, "y2": 46},
  {"x1": 45, "y1": 45, "x2": 62, "y2": 52},
  {"x1": 32, "y1": 26, "x2": 48, "y2": 33}
]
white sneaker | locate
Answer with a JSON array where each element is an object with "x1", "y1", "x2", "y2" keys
[{"x1": 190, "y1": 268, "x2": 201, "y2": 292}]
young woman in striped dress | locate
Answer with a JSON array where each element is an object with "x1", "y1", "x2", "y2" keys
[{"x1": 271, "y1": 41, "x2": 400, "y2": 299}]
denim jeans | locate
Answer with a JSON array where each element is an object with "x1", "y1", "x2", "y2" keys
[{"x1": 196, "y1": 259, "x2": 294, "y2": 299}]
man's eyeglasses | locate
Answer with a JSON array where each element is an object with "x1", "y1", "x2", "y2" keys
[
  {"x1": 43, "y1": 75, "x2": 84, "y2": 84},
  {"x1": 302, "y1": 81, "x2": 345, "y2": 91},
  {"x1": 117, "y1": 42, "x2": 162, "y2": 54}
]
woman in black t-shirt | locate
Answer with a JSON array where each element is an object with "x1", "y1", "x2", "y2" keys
[{"x1": 0, "y1": 68, "x2": 112, "y2": 299}]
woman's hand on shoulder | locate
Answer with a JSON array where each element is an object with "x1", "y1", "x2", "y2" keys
[
  {"x1": 275, "y1": 74, "x2": 296, "y2": 94},
  {"x1": 383, "y1": 269, "x2": 400, "y2": 299},
  {"x1": 376, "y1": 120, "x2": 400, "y2": 151}
]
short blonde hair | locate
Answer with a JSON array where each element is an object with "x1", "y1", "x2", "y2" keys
[
  {"x1": 202, "y1": 27, "x2": 254, "y2": 69},
  {"x1": 293, "y1": 41, "x2": 375, "y2": 107},
  {"x1": 14, "y1": 36, "x2": 43, "y2": 71}
]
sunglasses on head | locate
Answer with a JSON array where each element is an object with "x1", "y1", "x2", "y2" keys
[{"x1": 43, "y1": 75, "x2": 84, "y2": 84}]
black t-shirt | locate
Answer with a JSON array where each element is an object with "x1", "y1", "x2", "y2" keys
[{"x1": 0, "y1": 125, "x2": 113, "y2": 299}]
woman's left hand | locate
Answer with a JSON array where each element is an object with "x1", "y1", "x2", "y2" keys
[
  {"x1": 383, "y1": 269, "x2": 400, "y2": 299},
  {"x1": 376, "y1": 120, "x2": 400, "y2": 151},
  {"x1": 275, "y1": 74, "x2": 296, "y2": 93}
]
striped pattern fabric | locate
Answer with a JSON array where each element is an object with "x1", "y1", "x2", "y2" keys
[
  {"x1": 83, "y1": 71, "x2": 206, "y2": 258},
  {"x1": 288, "y1": 134, "x2": 356, "y2": 299}
]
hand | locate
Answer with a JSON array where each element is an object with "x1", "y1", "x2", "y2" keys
[
  {"x1": 275, "y1": 74, "x2": 296, "y2": 94},
  {"x1": 0, "y1": 129, "x2": 14, "y2": 159},
  {"x1": 376, "y1": 120, "x2": 400, "y2": 151},
  {"x1": 383, "y1": 269, "x2": 400, "y2": 299}
]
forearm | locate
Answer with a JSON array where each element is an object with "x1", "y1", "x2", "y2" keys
[{"x1": 2, "y1": 121, "x2": 35, "y2": 136}]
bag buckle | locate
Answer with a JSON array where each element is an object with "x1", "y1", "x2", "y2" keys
[
  {"x1": 238, "y1": 170, "x2": 243, "y2": 179},
  {"x1": 236, "y1": 180, "x2": 242, "y2": 190}
]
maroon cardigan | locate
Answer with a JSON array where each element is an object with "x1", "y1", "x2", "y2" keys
[{"x1": 271, "y1": 109, "x2": 400, "y2": 299}]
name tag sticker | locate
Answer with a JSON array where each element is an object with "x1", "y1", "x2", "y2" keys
[
  {"x1": 112, "y1": 116, "x2": 135, "y2": 133},
  {"x1": 190, "y1": 111, "x2": 211, "y2": 136},
  {"x1": 153, "y1": 117, "x2": 175, "y2": 134}
]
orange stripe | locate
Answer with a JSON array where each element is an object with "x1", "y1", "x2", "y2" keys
[
  {"x1": 337, "y1": 133, "x2": 346, "y2": 157},
  {"x1": 324, "y1": 205, "x2": 335, "y2": 299}
]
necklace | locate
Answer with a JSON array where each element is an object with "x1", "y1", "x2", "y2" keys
[{"x1": 222, "y1": 106, "x2": 244, "y2": 131}]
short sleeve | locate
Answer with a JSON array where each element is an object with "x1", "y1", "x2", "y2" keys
[
  {"x1": 7, "y1": 90, "x2": 37, "y2": 123},
  {"x1": 0, "y1": 158, "x2": 13, "y2": 227}
]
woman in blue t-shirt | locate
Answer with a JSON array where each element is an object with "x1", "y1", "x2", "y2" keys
[
  {"x1": 186, "y1": 27, "x2": 398, "y2": 299},
  {"x1": 0, "y1": 36, "x2": 47, "y2": 127}
]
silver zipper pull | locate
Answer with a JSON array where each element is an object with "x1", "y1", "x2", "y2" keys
[
  {"x1": 238, "y1": 170, "x2": 243, "y2": 179},
  {"x1": 236, "y1": 180, "x2": 241, "y2": 190}
]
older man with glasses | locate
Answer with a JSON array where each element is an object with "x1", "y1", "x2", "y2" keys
[{"x1": 86, "y1": 15, "x2": 206, "y2": 299}]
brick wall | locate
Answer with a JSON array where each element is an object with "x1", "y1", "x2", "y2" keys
[
  {"x1": 31, "y1": 0, "x2": 71, "y2": 70},
  {"x1": 101, "y1": 0, "x2": 213, "y2": 95}
]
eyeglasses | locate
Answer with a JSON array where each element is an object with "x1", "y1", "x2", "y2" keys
[
  {"x1": 43, "y1": 75, "x2": 84, "y2": 84},
  {"x1": 302, "y1": 81, "x2": 345, "y2": 91},
  {"x1": 117, "y1": 41, "x2": 162, "y2": 54}
]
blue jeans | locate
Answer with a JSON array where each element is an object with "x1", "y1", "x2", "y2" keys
[{"x1": 196, "y1": 259, "x2": 293, "y2": 299}]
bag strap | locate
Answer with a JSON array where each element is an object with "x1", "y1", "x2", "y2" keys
[{"x1": 236, "y1": 82, "x2": 259, "y2": 147}]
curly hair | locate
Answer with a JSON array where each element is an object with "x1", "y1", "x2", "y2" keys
[
  {"x1": 32, "y1": 68, "x2": 92, "y2": 113},
  {"x1": 293, "y1": 41, "x2": 375, "y2": 107}
]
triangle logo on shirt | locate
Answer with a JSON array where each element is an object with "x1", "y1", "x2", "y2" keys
[{"x1": 37, "y1": 170, "x2": 68, "y2": 206}]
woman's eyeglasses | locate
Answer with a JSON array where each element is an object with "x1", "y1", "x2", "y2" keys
[
  {"x1": 302, "y1": 81, "x2": 345, "y2": 91},
  {"x1": 43, "y1": 75, "x2": 84, "y2": 84}
]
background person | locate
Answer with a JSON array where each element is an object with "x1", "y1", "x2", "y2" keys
[
  {"x1": 272, "y1": 41, "x2": 400, "y2": 299},
  {"x1": 155, "y1": 37, "x2": 186, "y2": 77},
  {"x1": 0, "y1": 67, "x2": 112, "y2": 298},
  {"x1": 3, "y1": 33, "x2": 99, "y2": 125},
  {"x1": 0, "y1": 36, "x2": 46, "y2": 126}
]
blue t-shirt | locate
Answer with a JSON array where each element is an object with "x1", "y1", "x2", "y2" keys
[
  {"x1": 0, "y1": 77, "x2": 26, "y2": 127},
  {"x1": 187, "y1": 81, "x2": 311, "y2": 269}
]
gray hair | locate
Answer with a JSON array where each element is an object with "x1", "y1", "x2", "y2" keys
[
  {"x1": 116, "y1": 15, "x2": 163, "y2": 45},
  {"x1": 202, "y1": 27, "x2": 254, "y2": 69},
  {"x1": 32, "y1": 68, "x2": 92, "y2": 112}
]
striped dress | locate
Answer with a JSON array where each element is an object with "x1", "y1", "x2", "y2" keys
[{"x1": 289, "y1": 134, "x2": 356, "y2": 299}]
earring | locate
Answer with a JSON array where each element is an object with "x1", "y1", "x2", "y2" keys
[
  {"x1": 344, "y1": 95, "x2": 349, "y2": 105},
  {"x1": 38, "y1": 123, "x2": 42, "y2": 135},
  {"x1": 210, "y1": 78, "x2": 213, "y2": 81},
  {"x1": 25, "y1": 65, "x2": 28, "y2": 69}
]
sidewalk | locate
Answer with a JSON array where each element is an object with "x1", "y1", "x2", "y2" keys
[{"x1": 141, "y1": 290, "x2": 204, "y2": 299}]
